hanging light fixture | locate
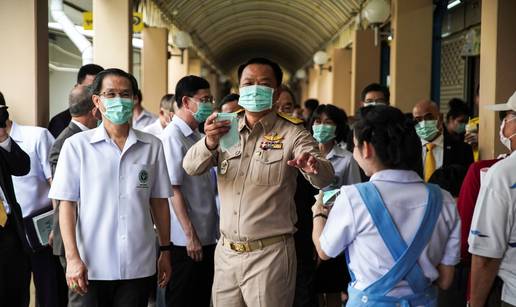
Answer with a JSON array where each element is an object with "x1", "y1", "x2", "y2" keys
[
  {"x1": 362, "y1": 0, "x2": 391, "y2": 46},
  {"x1": 313, "y1": 51, "x2": 332, "y2": 75},
  {"x1": 170, "y1": 31, "x2": 192, "y2": 64},
  {"x1": 295, "y1": 69, "x2": 307, "y2": 80}
]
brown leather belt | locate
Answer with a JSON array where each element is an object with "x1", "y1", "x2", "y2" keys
[{"x1": 221, "y1": 234, "x2": 290, "y2": 253}]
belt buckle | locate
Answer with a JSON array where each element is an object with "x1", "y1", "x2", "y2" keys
[{"x1": 230, "y1": 242, "x2": 248, "y2": 252}]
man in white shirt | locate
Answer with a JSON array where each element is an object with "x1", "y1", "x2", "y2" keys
[
  {"x1": 4, "y1": 99, "x2": 64, "y2": 307},
  {"x1": 49, "y1": 69, "x2": 172, "y2": 307},
  {"x1": 142, "y1": 94, "x2": 176, "y2": 137},
  {"x1": 161, "y1": 76, "x2": 219, "y2": 306},
  {"x1": 469, "y1": 91, "x2": 516, "y2": 307},
  {"x1": 132, "y1": 88, "x2": 158, "y2": 130}
]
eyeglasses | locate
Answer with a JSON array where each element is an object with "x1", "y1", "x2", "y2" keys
[
  {"x1": 189, "y1": 96, "x2": 214, "y2": 104},
  {"x1": 98, "y1": 91, "x2": 133, "y2": 99}
]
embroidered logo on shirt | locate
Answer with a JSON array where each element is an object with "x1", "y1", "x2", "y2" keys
[
  {"x1": 138, "y1": 170, "x2": 149, "y2": 189},
  {"x1": 510, "y1": 183, "x2": 516, "y2": 189},
  {"x1": 470, "y1": 230, "x2": 489, "y2": 238},
  {"x1": 509, "y1": 242, "x2": 516, "y2": 248}
]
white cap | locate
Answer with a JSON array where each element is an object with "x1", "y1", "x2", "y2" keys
[{"x1": 484, "y1": 91, "x2": 516, "y2": 112}]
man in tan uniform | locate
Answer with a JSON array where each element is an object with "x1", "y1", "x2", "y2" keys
[{"x1": 183, "y1": 57, "x2": 334, "y2": 307}]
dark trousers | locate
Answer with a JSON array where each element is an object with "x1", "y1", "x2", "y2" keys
[
  {"x1": 30, "y1": 246, "x2": 68, "y2": 307},
  {"x1": 293, "y1": 256, "x2": 318, "y2": 307},
  {"x1": 0, "y1": 219, "x2": 30, "y2": 307},
  {"x1": 165, "y1": 244, "x2": 215, "y2": 307},
  {"x1": 68, "y1": 276, "x2": 154, "y2": 307}
]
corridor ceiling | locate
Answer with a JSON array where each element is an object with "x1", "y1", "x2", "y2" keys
[{"x1": 152, "y1": 0, "x2": 363, "y2": 74}]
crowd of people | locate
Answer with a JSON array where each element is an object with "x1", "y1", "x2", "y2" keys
[{"x1": 0, "y1": 57, "x2": 515, "y2": 307}]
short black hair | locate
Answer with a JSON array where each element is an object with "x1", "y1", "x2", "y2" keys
[
  {"x1": 311, "y1": 104, "x2": 349, "y2": 143},
  {"x1": 0, "y1": 91, "x2": 5, "y2": 106},
  {"x1": 354, "y1": 105, "x2": 423, "y2": 176},
  {"x1": 360, "y1": 83, "x2": 390, "y2": 103},
  {"x1": 304, "y1": 99, "x2": 319, "y2": 112},
  {"x1": 446, "y1": 98, "x2": 469, "y2": 121},
  {"x1": 90, "y1": 68, "x2": 138, "y2": 97},
  {"x1": 429, "y1": 164, "x2": 468, "y2": 197},
  {"x1": 175, "y1": 75, "x2": 210, "y2": 108},
  {"x1": 77, "y1": 64, "x2": 104, "y2": 85},
  {"x1": 237, "y1": 57, "x2": 283, "y2": 86},
  {"x1": 136, "y1": 89, "x2": 143, "y2": 104},
  {"x1": 218, "y1": 93, "x2": 240, "y2": 110}
]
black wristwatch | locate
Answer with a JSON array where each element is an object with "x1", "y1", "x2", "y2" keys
[{"x1": 159, "y1": 244, "x2": 172, "y2": 252}]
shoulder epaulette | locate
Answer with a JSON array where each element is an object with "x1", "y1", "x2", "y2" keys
[
  {"x1": 234, "y1": 108, "x2": 245, "y2": 115},
  {"x1": 277, "y1": 112, "x2": 304, "y2": 125}
]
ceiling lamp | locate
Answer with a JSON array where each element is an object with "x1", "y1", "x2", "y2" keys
[
  {"x1": 295, "y1": 69, "x2": 307, "y2": 80},
  {"x1": 313, "y1": 51, "x2": 332, "y2": 75},
  {"x1": 362, "y1": 0, "x2": 391, "y2": 46},
  {"x1": 170, "y1": 31, "x2": 192, "y2": 64}
]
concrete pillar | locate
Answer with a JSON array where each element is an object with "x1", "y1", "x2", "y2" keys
[
  {"x1": 308, "y1": 67, "x2": 319, "y2": 99},
  {"x1": 332, "y1": 48, "x2": 353, "y2": 115},
  {"x1": 351, "y1": 29, "x2": 380, "y2": 115},
  {"x1": 168, "y1": 48, "x2": 189, "y2": 93},
  {"x1": 142, "y1": 27, "x2": 168, "y2": 115},
  {"x1": 390, "y1": 0, "x2": 433, "y2": 112},
  {"x1": 0, "y1": 0, "x2": 48, "y2": 126},
  {"x1": 478, "y1": 0, "x2": 516, "y2": 159},
  {"x1": 93, "y1": 0, "x2": 132, "y2": 72}
]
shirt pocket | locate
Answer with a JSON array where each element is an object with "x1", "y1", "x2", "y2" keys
[
  {"x1": 218, "y1": 149, "x2": 241, "y2": 182},
  {"x1": 131, "y1": 163, "x2": 155, "y2": 198},
  {"x1": 250, "y1": 150, "x2": 284, "y2": 186}
]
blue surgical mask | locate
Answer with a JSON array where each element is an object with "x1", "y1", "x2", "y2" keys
[
  {"x1": 191, "y1": 101, "x2": 213, "y2": 123},
  {"x1": 238, "y1": 85, "x2": 274, "y2": 112},
  {"x1": 101, "y1": 97, "x2": 133, "y2": 125},
  {"x1": 455, "y1": 122, "x2": 466, "y2": 134},
  {"x1": 312, "y1": 124, "x2": 336, "y2": 144}
]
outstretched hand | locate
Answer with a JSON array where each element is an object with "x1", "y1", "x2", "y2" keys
[{"x1": 287, "y1": 152, "x2": 318, "y2": 174}]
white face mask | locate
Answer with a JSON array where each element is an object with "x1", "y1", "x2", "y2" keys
[{"x1": 499, "y1": 116, "x2": 516, "y2": 151}]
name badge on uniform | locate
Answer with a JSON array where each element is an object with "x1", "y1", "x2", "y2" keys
[
  {"x1": 260, "y1": 133, "x2": 283, "y2": 150},
  {"x1": 220, "y1": 160, "x2": 229, "y2": 175},
  {"x1": 137, "y1": 169, "x2": 149, "y2": 189}
]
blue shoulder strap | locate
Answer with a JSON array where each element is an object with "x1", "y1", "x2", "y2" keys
[{"x1": 355, "y1": 182, "x2": 442, "y2": 295}]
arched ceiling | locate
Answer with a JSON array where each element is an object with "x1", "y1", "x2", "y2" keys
[{"x1": 152, "y1": 0, "x2": 363, "y2": 74}]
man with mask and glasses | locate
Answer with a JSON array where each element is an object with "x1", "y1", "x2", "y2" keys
[
  {"x1": 412, "y1": 99, "x2": 473, "y2": 182},
  {"x1": 183, "y1": 57, "x2": 334, "y2": 307},
  {"x1": 160, "y1": 76, "x2": 219, "y2": 306},
  {"x1": 48, "y1": 69, "x2": 172, "y2": 307},
  {"x1": 468, "y1": 91, "x2": 516, "y2": 307},
  {"x1": 360, "y1": 83, "x2": 390, "y2": 107}
]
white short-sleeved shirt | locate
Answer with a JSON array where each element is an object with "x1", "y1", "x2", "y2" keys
[
  {"x1": 320, "y1": 169, "x2": 460, "y2": 297},
  {"x1": 10, "y1": 122, "x2": 54, "y2": 217},
  {"x1": 142, "y1": 118, "x2": 164, "y2": 137},
  {"x1": 468, "y1": 151, "x2": 516, "y2": 305},
  {"x1": 323, "y1": 145, "x2": 361, "y2": 191},
  {"x1": 161, "y1": 116, "x2": 219, "y2": 246},
  {"x1": 133, "y1": 109, "x2": 157, "y2": 131},
  {"x1": 421, "y1": 134, "x2": 444, "y2": 173},
  {"x1": 48, "y1": 124, "x2": 172, "y2": 280}
]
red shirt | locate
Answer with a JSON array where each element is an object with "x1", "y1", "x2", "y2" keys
[{"x1": 457, "y1": 159, "x2": 500, "y2": 262}]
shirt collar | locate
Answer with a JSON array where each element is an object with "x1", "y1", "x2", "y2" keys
[
  {"x1": 9, "y1": 121, "x2": 21, "y2": 142},
  {"x1": 238, "y1": 111, "x2": 277, "y2": 134},
  {"x1": 71, "y1": 119, "x2": 89, "y2": 131},
  {"x1": 172, "y1": 115, "x2": 194, "y2": 137},
  {"x1": 89, "y1": 122, "x2": 149, "y2": 145},
  {"x1": 369, "y1": 169, "x2": 423, "y2": 183},
  {"x1": 421, "y1": 133, "x2": 444, "y2": 147},
  {"x1": 326, "y1": 144, "x2": 349, "y2": 160},
  {"x1": 135, "y1": 109, "x2": 153, "y2": 123}
]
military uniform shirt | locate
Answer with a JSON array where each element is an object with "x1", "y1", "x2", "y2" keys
[{"x1": 183, "y1": 111, "x2": 334, "y2": 242}]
